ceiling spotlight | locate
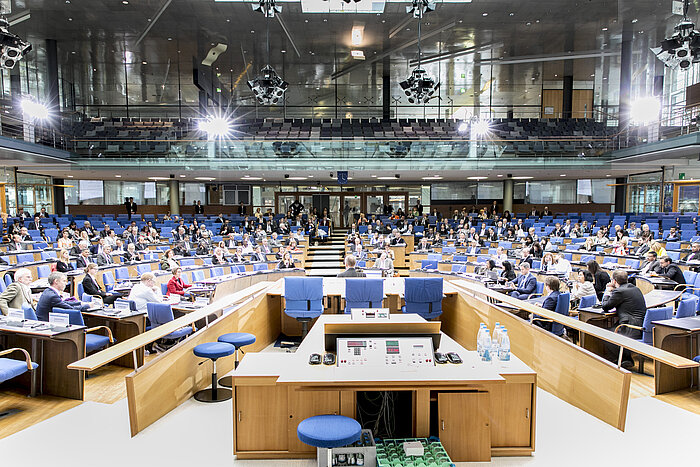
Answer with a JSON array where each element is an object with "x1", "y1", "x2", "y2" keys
[
  {"x1": 252, "y1": 0, "x2": 281, "y2": 18},
  {"x1": 20, "y1": 97, "x2": 49, "y2": 121},
  {"x1": 199, "y1": 114, "x2": 232, "y2": 139},
  {"x1": 0, "y1": 18, "x2": 31, "y2": 70},
  {"x1": 400, "y1": 68, "x2": 440, "y2": 104},
  {"x1": 247, "y1": 65, "x2": 288, "y2": 105},
  {"x1": 652, "y1": 5, "x2": 700, "y2": 70},
  {"x1": 406, "y1": 0, "x2": 435, "y2": 18},
  {"x1": 342, "y1": 0, "x2": 362, "y2": 4}
]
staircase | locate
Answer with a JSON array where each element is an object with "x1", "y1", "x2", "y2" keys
[{"x1": 305, "y1": 230, "x2": 346, "y2": 277}]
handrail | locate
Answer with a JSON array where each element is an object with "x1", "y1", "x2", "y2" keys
[
  {"x1": 67, "y1": 281, "x2": 274, "y2": 371},
  {"x1": 449, "y1": 279, "x2": 699, "y2": 370}
]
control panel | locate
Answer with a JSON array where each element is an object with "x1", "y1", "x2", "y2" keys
[
  {"x1": 350, "y1": 308, "x2": 390, "y2": 321},
  {"x1": 336, "y1": 337, "x2": 434, "y2": 368}
]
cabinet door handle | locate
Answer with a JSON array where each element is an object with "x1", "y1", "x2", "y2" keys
[
  {"x1": 525, "y1": 408, "x2": 529, "y2": 419},
  {"x1": 441, "y1": 420, "x2": 445, "y2": 431},
  {"x1": 238, "y1": 411, "x2": 242, "y2": 422}
]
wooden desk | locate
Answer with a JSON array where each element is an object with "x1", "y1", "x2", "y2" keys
[
  {"x1": 0, "y1": 318, "x2": 86, "y2": 399},
  {"x1": 82, "y1": 309, "x2": 147, "y2": 368},
  {"x1": 232, "y1": 314, "x2": 536, "y2": 462},
  {"x1": 653, "y1": 316, "x2": 700, "y2": 394}
]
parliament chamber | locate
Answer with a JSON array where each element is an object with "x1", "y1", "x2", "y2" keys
[{"x1": 2, "y1": 1, "x2": 700, "y2": 466}]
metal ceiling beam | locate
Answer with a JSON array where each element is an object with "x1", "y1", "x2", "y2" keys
[
  {"x1": 472, "y1": 49, "x2": 619, "y2": 67},
  {"x1": 7, "y1": 10, "x2": 31, "y2": 26},
  {"x1": 388, "y1": 15, "x2": 414, "y2": 39},
  {"x1": 331, "y1": 20, "x2": 456, "y2": 80},
  {"x1": 135, "y1": 0, "x2": 173, "y2": 47},
  {"x1": 276, "y1": 14, "x2": 301, "y2": 58},
  {"x1": 409, "y1": 41, "x2": 502, "y2": 66}
]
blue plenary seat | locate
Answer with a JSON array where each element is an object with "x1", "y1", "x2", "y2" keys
[
  {"x1": 136, "y1": 264, "x2": 151, "y2": 276},
  {"x1": 0, "y1": 348, "x2": 38, "y2": 393},
  {"x1": 344, "y1": 278, "x2": 384, "y2": 313},
  {"x1": 579, "y1": 294, "x2": 597, "y2": 309},
  {"x1": 253, "y1": 263, "x2": 268, "y2": 271},
  {"x1": 146, "y1": 303, "x2": 193, "y2": 342},
  {"x1": 451, "y1": 264, "x2": 466, "y2": 273},
  {"x1": 625, "y1": 259, "x2": 640, "y2": 269},
  {"x1": 421, "y1": 259, "x2": 438, "y2": 270},
  {"x1": 283, "y1": 277, "x2": 324, "y2": 338},
  {"x1": 676, "y1": 296, "x2": 698, "y2": 319},
  {"x1": 115, "y1": 267, "x2": 130, "y2": 282},
  {"x1": 17, "y1": 253, "x2": 34, "y2": 264},
  {"x1": 51, "y1": 307, "x2": 114, "y2": 353},
  {"x1": 452, "y1": 255, "x2": 467, "y2": 262},
  {"x1": 403, "y1": 277, "x2": 443, "y2": 320}
]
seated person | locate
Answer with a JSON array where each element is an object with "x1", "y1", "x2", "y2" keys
[
  {"x1": 374, "y1": 251, "x2": 394, "y2": 273},
  {"x1": 123, "y1": 242, "x2": 141, "y2": 262},
  {"x1": 533, "y1": 276, "x2": 561, "y2": 332},
  {"x1": 639, "y1": 251, "x2": 661, "y2": 275},
  {"x1": 508, "y1": 262, "x2": 537, "y2": 300},
  {"x1": 76, "y1": 248, "x2": 94, "y2": 269},
  {"x1": 56, "y1": 249, "x2": 74, "y2": 273},
  {"x1": 160, "y1": 248, "x2": 178, "y2": 271},
  {"x1": 128, "y1": 272, "x2": 163, "y2": 314},
  {"x1": 232, "y1": 246, "x2": 247, "y2": 263},
  {"x1": 250, "y1": 245, "x2": 267, "y2": 263},
  {"x1": 551, "y1": 253, "x2": 572, "y2": 277},
  {"x1": 500, "y1": 261, "x2": 517, "y2": 282},
  {"x1": 685, "y1": 242, "x2": 700, "y2": 262},
  {"x1": 601, "y1": 270, "x2": 646, "y2": 369},
  {"x1": 0, "y1": 268, "x2": 33, "y2": 315},
  {"x1": 337, "y1": 255, "x2": 366, "y2": 277},
  {"x1": 36, "y1": 272, "x2": 83, "y2": 321},
  {"x1": 653, "y1": 255, "x2": 685, "y2": 287},
  {"x1": 572, "y1": 270, "x2": 597, "y2": 302},
  {"x1": 212, "y1": 247, "x2": 230, "y2": 264},
  {"x1": 492, "y1": 246, "x2": 508, "y2": 266},
  {"x1": 95, "y1": 244, "x2": 115, "y2": 266},
  {"x1": 82, "y1": 263, "x2": 119, "y2": 305},
  {"x1": 665, "y1": 227, "x2": 681, "y2": 242},
  {"x1": 166, "y1": 267, "x2": 192, "y2": 297},
  {"x1": 414, "y1": 237, "x2": 432, "y2": 252},
  {"x1": 276, "y1": 250, "x2": 296, "y2": 270},
  {"x1": 465, "y1": 240, "x2": 480, "y2": 256}
]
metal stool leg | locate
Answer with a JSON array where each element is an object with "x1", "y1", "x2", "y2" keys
[
  {"x1": 194, "y1": 358, "x2": 232, "y2": 403},
  {"x1": 218, "y1": 348, "x2": 238, "y2": 388}
]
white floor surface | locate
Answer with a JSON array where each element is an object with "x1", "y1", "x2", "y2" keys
[{"x1": 2, "y1": 382, "x2": 698, "y2": 467}]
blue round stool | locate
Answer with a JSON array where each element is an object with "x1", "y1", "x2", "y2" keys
[
  {"x1": 192, "y1": 342, "x2": 235, "y2": 403},
  {"x1": 297, "y1": 415, "x2": 361, "y2": 466},
  {"x1": 217, "y1": 332, "x2": 256, "y2": 388}
]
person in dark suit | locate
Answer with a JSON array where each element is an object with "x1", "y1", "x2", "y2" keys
[
  {"x1": 655, "y1": 256, "x2": 685, "y2": 288},
  {"x1": 533, "y1": 276, "x2": 561, "y2": 332},
  {"x1": 685, "y1": 243, "x2": 700, "y2": 262},
  {"x1": 250, "y1": 245, "x2": 266, "y2": 263},
  {"x1": 194, "y1": 200, "x2": 205, "y2": 215},
  {"x1": 337, "y1": 255, "x2": 366, "y2": 277},
  {"x1": 509, "y1": 262, "x2": 537, "y2": 299},
  {"x1": 36, "y1": 272, "x2": 83, "y2": 321},
  {"x1": 76, "y1": 249, "x2": 93, "y2": 269},
  {"x1": 587, "y1": 260, "x2": 610, "y2": 300},
  {"x1": 7, "y1": 234, "x2": 28, "y2": 251},
  {"x1": 82, "y1": 263, "x2": 118, "y2": 305},
  {"x1": 95, "y1": 245, "x2": 114, "y2": 266},
  {"x1": 638, "y1": 251, "x2": 661, "y2": 276},
  {"x1": 601, "y1": 270, "x2": 647, "y2": 369}
]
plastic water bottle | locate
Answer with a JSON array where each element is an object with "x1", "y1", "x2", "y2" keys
[
  {"x1": 476, "y1": 324, "x2": 484, "y2": 357},
  {"x1": 492, "y1": 323, "x2": 502, "y2": 355},
  {"x1": 482, "y1": 330, "x2": 492, "y2": 362},
  {"x1": 498, "y1": 330, "x2": 511, "y2": 362}
]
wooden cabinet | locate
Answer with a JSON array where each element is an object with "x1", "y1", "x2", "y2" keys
[
  {"x1": 489, "y1": 382, "x2": 533, "y2": 448},
  {"x1": 235, "y1": 385, "x2": 289, "y2": 452},
  {"x1": 438, "y1": 392, "x2": 491, "y2": 462},
  {"x1": 287, "y1": 387, "x2": 341, "y2": 453}
]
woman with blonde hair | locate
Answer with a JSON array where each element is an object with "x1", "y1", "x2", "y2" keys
[{"x1": 650, "y1": 240, "x2": 667, "y2": 258}]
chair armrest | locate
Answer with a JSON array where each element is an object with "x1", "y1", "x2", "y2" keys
[
  {"x1": 532, "y1": 317, "x2": 553, "y2": 324},
  {"x1": 673, "y1": 284, "x2": 689, "y2": 291},
  {"x1": 528, "y1": 293, "x2": 543, "y2": 299},
  {"x1": 614, "y1": 324, "x2": 643, "y2": 334},
  {"x1": 86, "y1": 325, "x2": 115, "y2": 343},
  {"x1": 0, "y1": 347, "x2": 33, "y2": 370}
]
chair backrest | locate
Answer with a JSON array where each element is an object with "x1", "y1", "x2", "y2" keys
[
  {"x1": 40, "y1": 251, "x2": 57, "y2": 260},
  {"x1": 451, "y1": 264, "x2": 466, "y2": 273},
  {"x1": 683, "y1": 271, "x2": 697, "y2": 287},
  {"x1": 344, "y1": 278, "x2": 384, "y2": 313},
  {"x1": 22, "y1": 303, "x2": 37, "y2": 320},
  {"x1": 641, "y1": 306, "x2": 673, "y2": 344},
  {"x1": 51, "y1": 307, "x2": 85, "y2": 326},
  {"x1": 146, "y1": 302, "x2": 175, "y2": 328},
  {"x1": 76, "y1": 282, "x2": 84, "y2": 298},
  {"x1": 603, "y1": 257, "x2": 617, "y2": 264},
  {"x1": 532, "y1": 260, "x2": 541, "y2": 269},
  {"x1": 580, "y1": 254, "x2": 595, "y2": 264},
  {"x1": 404, "y1": 277, "x2": 443, "y2": 314},
  {"x1": 115, "y1": 267, "x2": 130, "y2": 281},
  {"x1": 579, "y1": 294, "x2": 596, "y2": 309},
  {"x1": 283, "y1": 277, "x2": 324, "y2": 311},
  {"x1": 535, "y1": 281, "x2": 544, "y2": 296},
  {"x1": 192, "y1": 270, "x2": 205, "y2": 282},
  {"x1": 253, "y1": 263, "x2": 268, "y2": 271},
  {"x1": 625, "y1": 259, "x2": 640, "y2": 269},
  {"x1": 114, "y1": 299, "x2": 137, "y2": 311},
  {"x1": 452, "y1": 255, "x2": 467, "y2": 262},
  {"x1": 236, "y1": 265, "x2": 246, "y2": 273},
  {"x1": 180, "y1": 258, "x2": 195, "y2": 266},
  {"x1": 17, "y1": 253, "x2": 34, "y2": 264},
  {"x1": 427, "y1": 253, "x2": 442, "y2": 261},
  {"x1": 550, "y1": 292, "x2": 571, "y2": 336},
  {"x1": 212, "y1": 267, "x2": 224, "y2": 277},
  {"x1": 82, "y1": 293, "x2": 93, "y2": 302},
  {"x1": 161, "y1": 283, "x2": 168, "y2": 295},
  {"x1": 442, "y1": 246, "x2": 456, "y2": 255},
  {"x1": 676, "y1": 296, "x2": 699, "y2": 319},
  {"x1": 136, "y1": 264, "x2": 151, "y2": 275},
  {"x1": 421, "y1": 259, "x2": 438, "y2": 270},
  {"x1": 103, "y1": 271, "x2": 115, "y2": 285},
  {"x1": 37, "y1": 265, "x2": 51, "y2": 278}
]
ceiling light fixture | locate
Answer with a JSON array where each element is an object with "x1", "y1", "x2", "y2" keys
[
  {"x1": 198, "y1": 113, "x2": 232, "y2": 139},
  {"x1": 467, "y1": 176, "x2": 487, "y2": 180},
  {"x1": 0, "y1": 18, "x2": 32, "y2": 70},
  {"x1": 651, "y1": 0, "x2": 700, "y2": 70},
  {"x1": 148, "y1": 176, "x2": 169, "y2": 181},
  {"x1": 241, "y1": 175, "x2": 262, "y2": 180},
  {"x1": 248, "y1": 0, "x2": 288, "y2": 105},
  {"x1": 351, "y1": 24, "x2": 364, "y2": 46},
  {"x1": 377, "y1": 176, "x2": 398, "y2": 180},
  {"x1": 195, "y1": 177, "x2": 216, "y2": 181},
  {"x1": 421, "y1": 176, "x2": 443, "y2": 180},
  {"x1": 630, "y1": 97, "x2": 661, "y2": 124},
  {"x1": 252, "y1": 0, "x2": 280, "y2": 18},
  {"x1": 512, "y1": 176, "x2": 534, "y2": 180}
]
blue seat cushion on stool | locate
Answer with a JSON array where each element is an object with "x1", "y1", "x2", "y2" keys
[
  {"x1": 218, "y1": 332, "x2": 256, "y2": 348},
  {"x1": 193, "y1": 342, "x2": 235, "y2": 359},
  {"x1": 297, "y1": 415, "x2": 362, "y2": 449},
  {"x1": 0, "y1": 358, "x2": 38, "y2": 383}
]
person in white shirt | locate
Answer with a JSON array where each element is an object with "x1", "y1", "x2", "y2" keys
[
  {"x1": 492, "y1": 246, "x2": 508, "y2": 266},
  {"x1": 127, "y1": 272, "x2": 163, "y2": 314},
  {"x1": 241, "y1": 239, "x2": 255, "y2": 254},
  {"x1": 552, "y1": 253, "x2": 572, "y2": 277},
  {"x1": 572, "y1": 270, "x2": 597, "y2": 302}
]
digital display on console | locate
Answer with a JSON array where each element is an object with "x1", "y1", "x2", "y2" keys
[{"x1": 347, "y1": 341, "x2": 367, "y2": 347}]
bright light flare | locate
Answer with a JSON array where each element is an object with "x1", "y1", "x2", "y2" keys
[
  {"x1": 473, "y1": 119, "x2": 491, "y2": 136},
  {"x1": 20, "y1": 98, "x2": 49, "y2": 120},
  {"x1": 630, "y1": 97, "x2": 661, "y2": 124},
  {"x1": 199, "y1": 115, "x2": 232, "y2": 139},
  {"x1": 458, "y1": 122, "x2": 468, "y2": 132}
]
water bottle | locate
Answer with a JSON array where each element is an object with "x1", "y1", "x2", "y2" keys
[
  {"x1": 482, "y1": 330, "x2": 492, "y2": 362},
  {"x1": 498, "y1": 330, "x2": 511, "y2": 362},
  {"x1": 477, "y1": 324, "x2": 486, "y2": 357},
  {"x1": 492, "y1": 323, "x2": 502, "y2": 355}
]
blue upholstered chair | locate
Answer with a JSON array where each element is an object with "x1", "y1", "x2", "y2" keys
[
  {"x1": 212, "y1": 267, "x2": 224, "y2": 277},
  {"x1": 253, "y1": 263, "x2": 268, "y2": 271},
  {"x1": 451, "y1": 264, "x2": 466, "y2": 273},
  {"x1": 579, "y1": 294, "x2": 597, "y2": 309},
  {"x1": 22, "y1": 303, "x2": 37, "y2": 320},
  {"x1": 146, "y1": 303, "x2": 194, "y2": 347},
  {"x1": 532, "y1": 292, "x2": 571, "y2": 337},
  {"x1": 616, "y1": 306, "x2": 672, "y2": 373},
  {"x1": 136, "y1": 264, "x2": 151, "y2": 276},
  {"x1": 51, "y1": 307, "x2": 114, "y2": 354},
  {"x1": 0, "y1": 348, "x2": 39, "y2": 397},
  {"x1": 160, "y1": 283, "x2": 168, "y2": 295},
  {"x1": 180, "y1": 258, "x2": 195, "y2": 266},
  {"x1": 36, "y1": 265, "x2": 51, "y2": 279},
  {"x1": 283, "y1": 277, "x2": 324, "y2": 339},
  {"x1": 82, "y1": 293, "x2": 94, "y2": 302},
  {"x1": 427, "y1": 253, "x2": 442, "y2": 261},
  {"x1": 16, "y1": 253, "x2": 33, "y2": 264},
  {"x1": 579, "y1": 255, "x2": 595, "y2": 264},
  {"x1": 528, "y1": 282, "x2": 545, "y2": 300},
  {"x1": 191, "y1": 270, "x2": 205, "y2": 282},
  {"x1": 402, "y1": 277, "x2": 443, "y2": 320},
  {"x1": 102, "y1": 271, "x2": 116, "y2": 292},
  {"x1": 344, "y1": 278, "x2": 384, "y2": 313},
  {"x1": 192, "y1": 342, "x2": 235, "y2": 403},
  {"x1": 676, "y1": 296, "x2": 698, "y2": 319},
  {"x1": 114, "y1": 267, "x2": 130, "y2": 282},
  {"x1": 625, "y1": 259, "x2": 640, "y2": 269},
  {"x1": 420, "y1": 259, "x2": 438, "y2": 270},
  {"x1": 217, "y1": 332, "x2": 256, "y2": 387},
  {"x1": 297, "y1": 415, "x2": 362, "y2": 467}
]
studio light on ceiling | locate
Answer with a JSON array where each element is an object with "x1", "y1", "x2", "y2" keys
[
  {"x1": 401, "y1": 0, "x2": 439, "y2": 104},
  {"x1": 247, "y1": 65, "x2": 289, "y2": 105},
  {"x1": 252, "y1": 0, "x2": 281, "y2": 17},
  {"x1": 651, "y1": 1, "x2": 700, "y2": 70},
  {"x1": 0, "y1": 17, "x2": 31, "y2": 70},
  {"x1": 20, "y1": 97, "x2": 49, "y2": 120}
]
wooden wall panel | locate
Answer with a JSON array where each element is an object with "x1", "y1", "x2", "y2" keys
[
  {"x1": 573, "y1": 90, "x2": 594, "y2": 118},
  {"x1": 440, "y1": 286, "x2": 632, "y2": 431},
  {"x1": 541, "y1": 90, "x2": 563, "y2": 118}
]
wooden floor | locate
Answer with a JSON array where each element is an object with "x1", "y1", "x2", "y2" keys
[
  {"x1": 1, "y1": 354, "x2": 699, "y2": 441},
  {"x1": 0, "y1": 355, "x2": 155, "y2": 440}
]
